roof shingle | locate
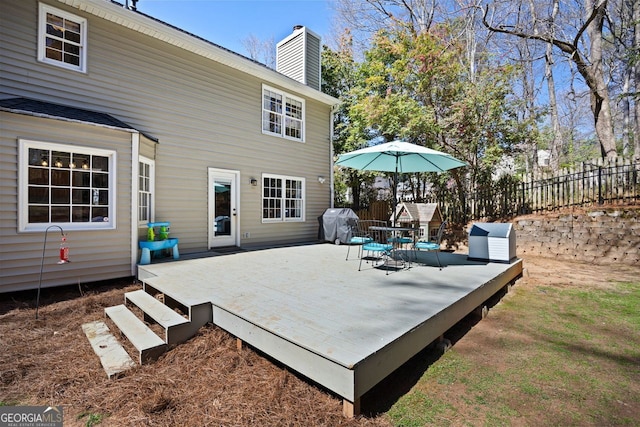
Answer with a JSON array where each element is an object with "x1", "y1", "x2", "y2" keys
[{"x1": 0, "y1": 97, "x2": 157, "y2": 142}]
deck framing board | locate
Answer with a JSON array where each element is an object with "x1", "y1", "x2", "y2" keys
[
  {"x1": 353, "y1": 261, "x2": 522, "y2": 398},
  {"x1": 213, "y1": 305, "x2": 356, "y2": 399}
]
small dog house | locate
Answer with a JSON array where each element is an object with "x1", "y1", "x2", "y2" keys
[
  {"x1": 468, "y1": 222, "x2": 516, "y2": 263},
  {"x1": 390, "y1": 203, "x2": 443, "y2": 240}
]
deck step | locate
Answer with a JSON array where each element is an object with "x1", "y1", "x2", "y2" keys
[
  {"x1": 125, "y1": 289, "x2": 189, "y2": 328},
  {"x1": 105, "y1": 305, "x2": 167, "y2": 364},
  {"x1": 82, "y1": 320, "x2": 136, "y2": 378},
  {"x1": 125, "y1": 289, "x2": 191, "y2": 346}
]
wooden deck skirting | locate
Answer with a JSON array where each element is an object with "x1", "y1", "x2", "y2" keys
[{"x1": 137, "y1": 244, "x2": 523, "y2": 417}]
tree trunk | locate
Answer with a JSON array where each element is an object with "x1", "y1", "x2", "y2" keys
[
  {"x1": 634, "y1": 0, "x2": 640, "y2": 161},
  {"x1": 483, "y1": 0, "x2": 618, "y2": 159},
  {"x1": 546, "y1": 47, "x2": 563, "y2": 168},
  {"x1": 520, "y1": 41, "x2": 538, "y2": 172},
  {"x1": 349, "y1": 170, "x2": 361, "y2": 210},
  {"x1": 545, "y1": 0, "x2": 563, "y2": 169},
  {"x1": 585, "y1": 0, "x2": 617, "y2": 158},
  {"x1": 622, "y1": 67, "x2": 631, "y2": 157}
]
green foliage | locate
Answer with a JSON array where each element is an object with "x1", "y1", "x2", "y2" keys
[
  {"x1": 323, "y1": 33, "x2": 397, "y2": 209},
  {"x1": 77, "y1": 412, "x2": 104, "y2": 427},
  {"x1": 322, "y1": 44, "x2": 361, "y2": 155},
  {"x1": 333, "y1": 166, "x2": 380, "y2": 210},
  {"x1": 324, "y1": 20, "x2": 535, "y2": 216},
  {"x1": 350, "y1": 27, "x2": 461, "y2": 144},
  {"x1": 335, "y1": 24, "x2": 526, "y2": 215},
  {"x1": 562, "y1": 135, "x2": 601, "y2": 167}
]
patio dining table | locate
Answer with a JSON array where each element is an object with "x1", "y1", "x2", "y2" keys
[{"x1": 368, "y1": 225, "x2": 419, "y2": 269}]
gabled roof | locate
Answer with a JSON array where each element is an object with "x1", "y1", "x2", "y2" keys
[
  {"x1": 392, "y1": 203, "x2": 442, "y2": 223},
  {"x1": 56, "y1": 0, "x2": 339, "y2": 106},
  {"x1": 0, "y1": 97, "x2": 158, "y2": 142}
]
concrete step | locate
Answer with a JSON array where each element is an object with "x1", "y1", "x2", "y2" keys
[
  {"x1": 82, "y1": 320, "x2": 136, "y2": 378},
  {"x1": 124, "y1": 289, "x2": 190, "y2": 346},
  {"x1": 105, "y1": 305, "x2": 167, "y2": 364}
]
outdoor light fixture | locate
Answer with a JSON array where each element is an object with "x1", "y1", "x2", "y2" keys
[
  {"x1": 317, "y1": 176, "x2": 326, "y2": 184},
  {"x1": 250, "y1": 178, "x2": 258, "y2": 186}
]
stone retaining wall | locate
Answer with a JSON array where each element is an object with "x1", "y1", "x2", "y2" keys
[{"x1": 512, "y1": 207, "x2": 640, "y2": 265}]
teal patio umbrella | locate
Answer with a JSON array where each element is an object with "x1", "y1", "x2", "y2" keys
[{"x1": 335, "y1": 140, "x2": 467, "y2": 225}]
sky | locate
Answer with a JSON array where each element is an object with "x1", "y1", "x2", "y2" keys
[{"x1": 135, "y1": 0, "x2": 336, "y2": 57}]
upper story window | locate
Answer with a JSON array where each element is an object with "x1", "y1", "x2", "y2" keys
[
  {"x1": 262, "y1": 85, "x2": 305, "y2": 142},
  {"x1": 19, "y1": 140, "x2": 116, "y2": 231},
  {"x1": 38, "y1": 3, "x2": 87, "y2": 73},
  {"x1": 262, "y1": 174, "x2": 305, "y2": 222}
]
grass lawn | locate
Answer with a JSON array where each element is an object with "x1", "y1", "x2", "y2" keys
[{"x1": 387, "y1": 256, "x2": 640, "y2": 426}]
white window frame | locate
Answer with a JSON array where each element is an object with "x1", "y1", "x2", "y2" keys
[
  {"x1": 261, "y1": 174, "x2": 305, "y2": 223},
  {"x1": 38, "y1": 3, "x2": 87, "y2": 73},
  {"x1": 261, "y1": 84, "x2": 305, "y2": 142},
  {"x1": 138, "y1": 156, "x2": 155, "y2": 226},
  {"x1": 18, "y1": 139, "x2": 116, "y2": 232}
]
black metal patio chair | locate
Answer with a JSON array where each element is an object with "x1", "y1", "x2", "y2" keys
[{"x1": 413, "y1": 220, "x2": 447, "y2": 269}]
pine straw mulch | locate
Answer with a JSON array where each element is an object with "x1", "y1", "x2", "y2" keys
[
  {"x1": 5, "y1": 252, "x2": 635, "y2": 426},
  {"x1": 0, "y1": 280, "x2": 391, "y2": 426}
]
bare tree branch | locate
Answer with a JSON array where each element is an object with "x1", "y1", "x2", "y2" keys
[
  {"x1": 573, "y1": 0, "x2": 607, "y2": 48},
  {"x1": 482, "y1": 0, "x2": 617, "y2": 158},
  {"x1": 481, "y1": 5, "x2": 575, "y2": 54}
]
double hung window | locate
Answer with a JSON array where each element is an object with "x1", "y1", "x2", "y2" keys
[
  {"x1": 38, "y1": 3, "x2": 87, "y2": 72},
  {"x1": 138, "y1": 157, "x2": 154, "y2": 225},
  {"x1": 262, "y1": 85, "x2": 305, "y2": 142},
  {"x1": 262, "y1": 174, "x2": 305, "y2": 222}
]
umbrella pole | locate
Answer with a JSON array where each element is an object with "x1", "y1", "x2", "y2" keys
[{"x1": 393, "y1": 159, "x2": 398, "y2": 228}]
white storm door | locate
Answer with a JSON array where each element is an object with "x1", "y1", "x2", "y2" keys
[{"x1": 208, "y1": 168, "x2": 239, "y2": 248}]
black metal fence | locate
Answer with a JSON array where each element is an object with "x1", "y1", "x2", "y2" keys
[{"x1": 427, "y1": 158, "x2": 640, "y2": 224}]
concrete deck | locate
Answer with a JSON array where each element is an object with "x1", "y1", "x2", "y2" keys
[{"x1": 137, "y1": 243, "x2": 522, "y2": 413}]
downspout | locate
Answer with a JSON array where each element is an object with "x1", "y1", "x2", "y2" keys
[
  {"x1": 130, "y1": 132, "x2": 140, "y2": 275},
  {"x1": 330, "y1": 103, "x2": 338, "y2": 208}
]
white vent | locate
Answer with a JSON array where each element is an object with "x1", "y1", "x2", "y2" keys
[{"x1": 276, "y1": 26, "x2": 321, "y2": 91}]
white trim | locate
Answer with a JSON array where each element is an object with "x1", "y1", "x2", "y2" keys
[
  {"x1": 18, "y1": 139, "x2": 116, "y2": 232},
  {"x1": 261, "y1": 173, "x2": 306, "y2": 223},
  {"x1": 208, "y1": 168, "x2": 240, "y2": 248},
  {"x1": 330, "y1": 106, "x2": 336, "y2": 208},
  {"x1": 137, "y1": 156, "x2": 155, "y2": 226},
  {"x1": 130, "y1": 133, "x2": 140, "y2": 274},
  {"x1": 38, "y1": 3, "x2": 87, "y2": 73},
  {"x1": 261, "y1": 84, "x2": 305, "y2": 142}
]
